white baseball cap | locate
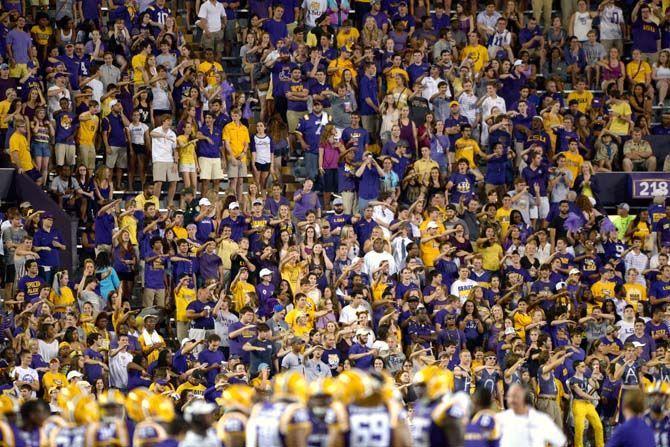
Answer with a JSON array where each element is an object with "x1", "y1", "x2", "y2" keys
[{"x1": 198, "y1": 198, "x2": 211, "y2": 206}]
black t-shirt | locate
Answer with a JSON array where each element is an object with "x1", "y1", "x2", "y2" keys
[
  {"x1": 408, "y1": 96, "x2": 430, "y2": 126},
  {"x1": 550, "y1": 215, "x2": 568, "y2": 239},
  {"x1": 248, "y1": 336, "x2": 276, "y2": 376}
]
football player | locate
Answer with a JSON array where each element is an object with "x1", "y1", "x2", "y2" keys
[
  {"x1": 85, "y1": 389, "x2": 130, "y2": 447},
  {"x1": 644, "y1": 382, "x2": 670, "y2": 447},
  {"x1": 129, "y1": 390, "x2": 175, "y2": 447},
  {"x1": 246, "y1": 371, "x2": 311, "y2": 447},
  {"x1": 216, "y1": 385, "x2": 256, "y2": 447},
  {"x1": 328, "y1": 369, "x2": 412, "y2": 447},
  {"x1": 48, "y1": 393, "x2": 100, "y2": 447}
]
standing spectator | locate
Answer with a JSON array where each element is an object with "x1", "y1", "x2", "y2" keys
[
  {"x1": 149, "y1": 114, "x2": 179, "y2": 207},
  {"x1": 223, "y1": 108, "x2": 250, "y2": 201},
  {"x1": 197, "y1": 0, "x2": 226, "y2": 56}
]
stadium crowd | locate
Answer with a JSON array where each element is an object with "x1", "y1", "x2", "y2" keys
[{"x1": 0, "y1": 0, "x2": 670, "y2": 444}]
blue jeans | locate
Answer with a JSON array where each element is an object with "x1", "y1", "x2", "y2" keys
[
  {"x1": 304, "y1": 152, "x2": 318, "y2": 181},
  {"x1": 31, "y1": 141, "x2": 51, "y2": 158}
]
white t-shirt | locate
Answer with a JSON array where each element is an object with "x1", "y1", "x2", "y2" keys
[
  {"x1": 302, "y1": 0, "x2": 328, "y2": 27},
  {"x1": 617, "y1": 320, "x2": 635, "y2": 343},
  {"x1": 12, "y1": 365, "x2": 39, "y2": 385},
  {"x1": 150, "y1": 127, "x2": 177, "y2": 162},
  {"x1": 88, "y1": 78, "x2": 104, "y2": 103},
  {"x1": 251, "y1": 134, "x2": 273, "y2": 165},
  {"x1": 128, "y1": 122, "x2": 149, "y2": 145},
  {"x1": 197, "y1": 0, "x2": 226, "y2": 32},
  {"x1": 497, "y1": 408, "x2": 566, "y2": 447},
  {"x1": 450, "y1": 278, "x2": 478, "y2": 303},
  {"x1": 458, "y1": 91, "x2": 479, "y2": 125},
  {"x1": 421, "y1": 76, "x2": 448, "y2": 103},
  {"x1": 339, "y1": 302, "x2": 372, "y2": 325},
  {"x1": 47, "y1": 85, "x2": 70, "y2": 117},
  {"x1": 109, "y1": 349, "x2": 133, "y2": 389},
  {"x1": 600, "y1": 5, "x2": 624, "y2": 40},
  {"x1": 38, "y1": 339, "x2": 59, "y2": 362}
]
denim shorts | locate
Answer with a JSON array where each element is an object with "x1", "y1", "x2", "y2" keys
[{"x1": 31, "y1": 141, "x2": 51, "y2": 158}]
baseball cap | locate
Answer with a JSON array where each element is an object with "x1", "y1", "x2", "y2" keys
[
  {"x1": 198, "y1": 198, "x2": 211, "y2": 206},
  {"x1": 513, "y1": 59, "x2": 523, "y2": 66},
  {"x1": 333, "y1": 197, "x2": 344, "y2": 206},
  {"x1": 257, "y1": 363, "x2": 271, "y2": 371},
  {"x1": 617, "y1": 203, "x2": 630, "y2": 211},
  {"x1": 228, "y1": 202, "x2": 240, "y2": 210},
  {"x1": 569, "y1": 268, "x2": 581, "y2": 276},
  {"x1": 355, "y1": 329, "x2": 368, "y2": 337},
  {"x1": 0, "y1": 63, "x2": 8, "y2": 70},
  {"x1": 504, "y1": 327, "x2": 516, "y2": 336},
  {"x1": 181, "y1": 338, "x2": 196, "y2": 347},
  {"x1": 252, "y1": 199, "x2": 263, "y2": 206},
  {"x1": 43, "y1": 212, "x2": 54, "y2": 219},
  {"x1": 426, "y1": 221, "x2": 439, "y2": 229},
  {"x1": 632, "y1": 341, "x2": 646, "y2": 348},
  {"x1": 108, "y1": 99, "x2": 118, "y2": 108},
  {"x1": 407, "y1": 295, "x2": 420, "y2": 302},
  {"x1": 273, "y1": 304, "x2": 285, "y2": 313},
  {"x1": 259, "y1": 268, "x2": 273, "y2": 277},
  {"x1": 449, "y1": 100, "x2": 459, "y2": 108},
  {"x1": 67, "y1": 370, "x2": 84, "y2": 381},
  {"x1": 291, "y1": 336, "x2": 305, "y2": 345},
  {"x1": 606, "y1": 325, "x2": 617, "y2": 334}
]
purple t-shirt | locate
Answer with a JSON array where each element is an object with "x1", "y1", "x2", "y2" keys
[
  {"x1": 145, "y1": 252, "x2": 167, "y2": 290},
  {"x1": 54, "y1": 111, "x2": 78, "y2": 144},
  {"x1": 197, "y1": 348, "x2": 225, "y2": 386},
  {"x1": 6, "y1": 29, "x2": 31, "y2": 63},
  {"x1": 262, "y1": 19, "x2": 288, "y2": 45},
  {"x1": 228, "y1": 321, "x2": 256, "y2": 364},
  {"x1": 198, "y1": 252, "x2": 222, "y2": 281},
  {"x1": 292, "y1": 190, "x2": 321, "y2": 220}
]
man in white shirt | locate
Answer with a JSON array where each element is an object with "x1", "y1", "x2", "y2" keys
[
  {"x1": 363, "y1": 238, "x2": 397, "y2": 281},
  {"x1": 623, "y1": 238, "x2": 649, "y2": 285},
  {"x1": 450, "y1": 266, "x2": 478, "y2": 303},
  {"x1": 339, "y1": 289, "x2": 372, "y2": 326},
  {"x1": 301, "y1": 0, "x2": 328, "y2": 28},
  {"x1": 497, "y1": 384, "x2": 566, "y2": 447},
  {"x1": 476, "y1": 2, "x2": 502, "y2": 39},
  {"x1": 421, "y1": 65, "x2": 448, "y2": 103},
  {"x1": 197, "y1": 0, "x2": 226, "y2": 55},
  {"x1": 109, "y1": 334, "x2": 133, "y2": 390},
  {"x1": 479, "y1": 82, "x2": 506, "y2": 146},
  {"x1": 150, "y1": 114, "x2": 179, "y2": 207},
  {"x1": 12, "y1": 351, "x2": 39, "y2": 397},
  {"x1": 599, "y1": 0, "x2": 624, "y2": 52}
]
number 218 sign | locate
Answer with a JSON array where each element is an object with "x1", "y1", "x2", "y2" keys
[{"x1": 630, "y1": 173, "x2": 670, "y2": 199}]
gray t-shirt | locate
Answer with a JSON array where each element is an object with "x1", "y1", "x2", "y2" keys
[
  {"x1": 280, "y1": 351, "x2": 304, "y2": 373},
  {"x1": 2, "y1": 226, "x2": 27, "y2": 264}
]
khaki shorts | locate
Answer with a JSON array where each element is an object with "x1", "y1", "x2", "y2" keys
[
  {"x1": 227, "y1": 158, "x2": 248, "y2": 179},
  {"x1": 286, "y1": 110, "x2": 304, "y2": 133},
  {"x1": 143, "y1": 288, "x2": 166, "y2": 308},
  {"x1": 9, "y1": 64, "x2": 29, "y2": 79},
  {"x1": 55, "y1": 143, "x2": 76, "y2": 166},
  {"x1": 201, "y1": 29, "x2": 224, "y2": 53},
  {"x1": 152, "y1": 161, "x2": 179, "y2": 182},
  {"x1": 198, "y1": 156, "x2": 225, "y2": 180},
  {"x1": 106, "y1": 145, "x2": 128, "y2": 169},
  {"x1": 78, "y1": 143, "x2": 96, "y2": 171}
]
